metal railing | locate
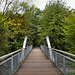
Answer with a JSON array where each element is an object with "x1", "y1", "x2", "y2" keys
[
  {"x1": 0, "y1": 46, "x2": 32, "y2": 75},
  {"x1": 40, "y1": 45, "x2": 75, "y2": 75},
  {"x1": 0, "y1": 36, "x2": 33, "y2": 75}
]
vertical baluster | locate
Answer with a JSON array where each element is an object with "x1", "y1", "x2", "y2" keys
[
  {"x1": 11, "y1": 56, "x2": 13, "y2": 75},
  {"x1": 18, "y1": 53, "x2": 20, "y2": 67},
  {"x1": 55, "y1": 52, "x2": 57, "y2": 66},
  {"x1": 63, "y1": 55, "x2": 66, "y2": 75}
]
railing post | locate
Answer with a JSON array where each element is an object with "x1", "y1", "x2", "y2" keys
[
  {"x1": 63, "y1": 55, "x2": 66, "y2": 75},
  {"x1": 46, "y1": 36, "x2": 54, "y2": 61},
  {"x1": 18, "y1": 53, "x2": 20, "y2": 66},
  {"x1": 22, "y1": 36, "x2": 27, "y2": 61},
  {"x1": 55, "y1": 52, "x2": 57, "y2": 66},
  {"x1": 52, "y1": 50, "x2": 54, "y2": 62},
  {"x1": 11, "y1": 56, "x2": 13, "y2": 75}
]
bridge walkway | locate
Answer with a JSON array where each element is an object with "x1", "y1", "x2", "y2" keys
[{"x1": 15, "y1": 47, "x2": 63, "y2": 75}]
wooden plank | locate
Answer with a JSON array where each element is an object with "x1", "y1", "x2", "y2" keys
[{"x1": 15, "y1": 47, "x2": 63, "y2": 75}]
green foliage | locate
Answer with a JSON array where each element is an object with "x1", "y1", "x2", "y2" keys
[
  {"x1": 23, "y1": 5, "x2": 42, "y2": 47},
  {"x1": 0, "y1": 0, "x2": 75, "y2": 56},
  {"x1": 63, "y1": 10, "x2": 75, "y2": 52},
  {"x1": 38, "y1": 0, "x2": 67, "y2": 50},
  {"x1": 0, "y1": 13, "x2": 10, "y2": 56},
  {"x1": 0, "y1": 1, "x2": 42, "y2": 56}
]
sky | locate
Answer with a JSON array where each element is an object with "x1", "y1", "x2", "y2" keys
[
  {"x1": 27, "y1": 0, "x2": 75, "y2": 10},
  {"x1": 0, "y1": 0, "x2": 75, "y2": 12},
  {"x1": 28, "y1": 0, "x2": 49, "y2": 10}
]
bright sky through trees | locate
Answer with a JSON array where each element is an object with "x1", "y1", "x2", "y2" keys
[{"x1": 27, "y1": 0, "x2": 75, "y2": 10}]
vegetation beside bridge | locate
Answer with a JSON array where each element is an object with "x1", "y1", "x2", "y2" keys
[{"x1": 0, "y1": 0, "x2": 75, "y2": 56}]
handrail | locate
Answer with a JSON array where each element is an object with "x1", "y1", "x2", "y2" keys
[
  {"x1": 0, "y1": 36, "x2": 33, "y2": 75},
  {"x1": 0, "y1": 45, "x2": 33, "y2": 75},
  {"x1": 42, "y1": 45, "x2": 75, "y2": 58},
  {"x1": 0, "y1": 36, "x2": 28, "y2": 62},
  {"x1": 40, "y1": 45, "x2": 75, "y2": 75},
  {"x1": 41, "y1": 36, "x2": 75, "y2": 75},
  {"x1": 0, "y1": 48, "x2": 22, "y2": 61},
  {"x1": 52, "y1": 48, "x2": 75, "y2": 58}
]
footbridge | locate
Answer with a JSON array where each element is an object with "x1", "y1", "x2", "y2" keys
[{"x1": 0, "y1": 36, "x2": 75, "y2": 75}]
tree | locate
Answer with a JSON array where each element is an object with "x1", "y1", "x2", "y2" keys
[
  {"x1": 23, "y1": 5, "x2": 42, "y2": 46},
  {"x1": 38, "y1": 0, "x2": 68, "y2": 50},
  {"x1": 63, "y1": 10, "x2": 75, "y2": 53},
  {"x1": 0, "y1": 1, "x2": 30, "y2": 56},
  {"x1": 0, "y1": 0, "x2": 14, "y2": 16},
  {"x1": 0, "y1": 13, "x2": 10, "y2": 56}
]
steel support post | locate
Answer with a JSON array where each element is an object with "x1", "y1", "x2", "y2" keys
[{"x1": 63, "y1": 55, "x2": 66, "y2": 75}]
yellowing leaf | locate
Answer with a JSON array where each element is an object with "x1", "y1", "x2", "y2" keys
[
  {"x1": 18, "y1": 23, "x2": 21, "y2": 26},
  {"x1": 14, "y1": 31, "x2": 18, "y2": 34},
  {"x1": 10, "y1": 36, "x2": 14, "y2": 39},
  {"x1": 14, "y1": 24, "x2": 17, "y2": 26},
  {"x1": 12, "y1": 27, "x2": 16, "y2": 30}
]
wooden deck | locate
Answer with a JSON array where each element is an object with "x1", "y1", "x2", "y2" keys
[{"x1": 15, "y1": 47, "x2": 63, "y2": 75}]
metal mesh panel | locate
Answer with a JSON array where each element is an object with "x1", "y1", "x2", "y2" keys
[
  {"x1": 57, "y1": 53, "x2": 63, "y2": 72},
  {"x1": 25, "y1": 49, "x2": 28, "y2": 58},
  {"x1": 40, "y1": 45, "x2": 50, "y2": 59},
  {"x1": 18, "y1": 52, "x2": 22, "y2": 64},
  {"x1": 65, "y1": 58, "x2": 75, "y2": 75},
  {"x1": 24, "y1": 46, "x2": 32, "y2": 59},
  {"x1": 13, "y1": 54, "x2": 19, "y2": 73},
  {"x1": 24, "y1": 48, "x2": 28, "y2": 58},
  {"x1": 45, "y1": 49, "x2": 50, "y2": 59},
  {"x1": 0, "y1": 45, "x2": 32, "y2": 75},
  {"x1": 40, "y1": 45, "x2": 75, "y2": 75},
  {"x1": 42, "y1": 47, "x2": 45, "y2": 54},
  {"x1": 52, "y1": 51, "x2": 56, "y2": 63},
  {"x1": 24, "y1": 49, "x2": 26, "y2": 58},
  {"x1": 0, "y1": 58, "x2": 12, "y2": 75},
  {"x1": 47, "y1": 49, "x2": 50, "y2": 59},
  {"x1": 40, "y1": 45, "x2": 46, "y2": 54}
]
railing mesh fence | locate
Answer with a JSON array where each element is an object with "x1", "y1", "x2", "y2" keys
[
  {"x1": 0, "y1": 45, "x2": 32, "y2": 75},
  {"x1": 0, "y1": 58, "x2": 12, "y2": 75},
  {"x1": 40, "y1": 45, "x2": 75, "y2": 75}
]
